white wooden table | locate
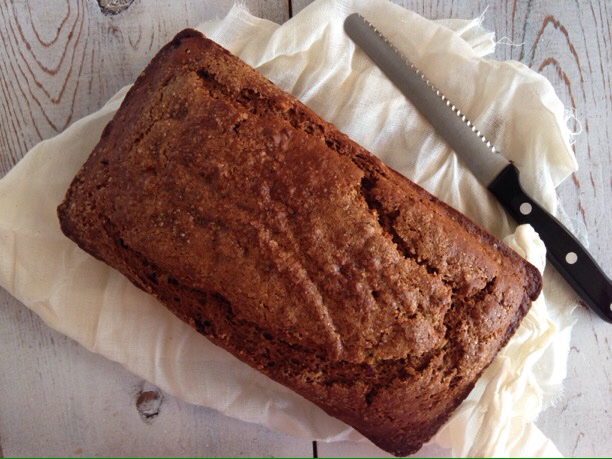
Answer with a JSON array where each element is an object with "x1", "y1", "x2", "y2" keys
[{"x1": 0, "y1": 1, "x2": 610, "y2": 457}]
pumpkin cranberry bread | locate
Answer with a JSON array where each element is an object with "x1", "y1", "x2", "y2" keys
[{"x1": 58, "y1": 29, "x2": 542, "y2": 456}]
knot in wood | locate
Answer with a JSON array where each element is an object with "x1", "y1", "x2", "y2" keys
[
  {"x1": 97, "y1": 0, "x2": 134, "y2": 15},
  {"x1": 135, "y1": 389, "x2": 163, "y2": 422}
]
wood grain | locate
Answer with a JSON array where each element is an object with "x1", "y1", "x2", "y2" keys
[
  {"x1": 97, "y1": 0, "x2": 134, "y2": 16},
  {"x1": 294, "y1": 1, "x2": 612, "y2": 457},
  {"x1": 0, "y1": 292, "x2": 312, "y2": 457},
  {"x1": 0, "y1": 0, "x2": 290, "y2": 177},
  {"x1": 0, "y1": 0, "x2": 610, "y2": 457},
  {"x1": 0, "y1": 1, "x2": 298, "y2": 457}
]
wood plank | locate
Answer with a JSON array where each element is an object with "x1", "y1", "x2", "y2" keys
[
  {"x1": 0, "y1": 0, "x2": 290, "y2": 177},
  {"x1": 495, "y1": 4, "x2": 611, "y2": 458},
  {"x1": 0, "y1": 289, "x2": 312, "y2": 457},
  {"x1": 0, "y1": 1, "x2": 303, "y2": 457},
  {"x1": 1, "y1": 0, "x2": 610, "y2": 457},
  {"x1": 293, "y1": 1, "x2": 611, "y2": 457}
]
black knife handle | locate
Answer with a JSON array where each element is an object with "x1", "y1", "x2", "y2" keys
[{"x1": 488, "y1": 164, "x2": 612, "y2": 323}]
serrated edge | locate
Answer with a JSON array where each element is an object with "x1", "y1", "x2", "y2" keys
[{"x1": 357, "y1": 14, "x2": 497, "y2": 154}]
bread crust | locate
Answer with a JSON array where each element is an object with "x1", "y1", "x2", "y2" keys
[{"x1": 58, "y1": 29, "x2": 542, "y2": 456}]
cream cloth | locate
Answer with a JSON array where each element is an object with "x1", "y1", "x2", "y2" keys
[{"x1": 0, "y1": 0, "x2": 580, "y2": 456}]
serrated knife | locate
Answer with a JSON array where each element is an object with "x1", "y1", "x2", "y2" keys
[{"x1": 344, "y1": 13, "x2": 612, "y2": 323}]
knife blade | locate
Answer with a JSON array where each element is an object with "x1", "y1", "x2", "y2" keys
[{"x1": 344, "y1": 13, "x2": 612, "y2": 323}]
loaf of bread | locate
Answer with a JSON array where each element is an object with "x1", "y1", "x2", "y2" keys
[{"x1": 58, "y1": 29, "x2": 542, "y2": 456}]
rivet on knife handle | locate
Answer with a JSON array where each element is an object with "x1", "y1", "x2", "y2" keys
[{"x1": 344, "y1": 13, "x2": 612, "y2": 323}]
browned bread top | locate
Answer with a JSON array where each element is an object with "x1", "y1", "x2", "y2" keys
[{"x1": 58, "y1": 29, "x2": 542, "y2": 456}]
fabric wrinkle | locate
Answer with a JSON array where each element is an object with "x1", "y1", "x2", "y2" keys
[{"x1": 0, "y1": 1, "x2": 578, "y2": 456}]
